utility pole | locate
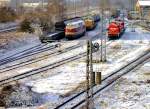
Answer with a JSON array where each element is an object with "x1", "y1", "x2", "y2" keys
[
  {"x1": 86, "y1": 40, "x2": 90, "y2": 109},
  {"x1": 100, "y1": 8, "x2": 103, "y2": 62},
  {"x1": 100, "y1": 0, "x2": 107, "y2": 62},
  {"x1": 89, "y1": 40, "x2": 95, "y2": 109},
  {"x1": 131, "y1": 0, "x2": 135, "y2": 32},
  {"x1": 86, "y1": 40, "x2": 95, "y2": 109}
]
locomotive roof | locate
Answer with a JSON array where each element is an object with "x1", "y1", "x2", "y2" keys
[{"x1": 66, "y1": 20, "x2": 84, "y2": 26}]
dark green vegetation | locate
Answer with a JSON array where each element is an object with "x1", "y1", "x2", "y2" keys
[{"x1": 20, "y1": 18, "x2": 34, "y2": 33}]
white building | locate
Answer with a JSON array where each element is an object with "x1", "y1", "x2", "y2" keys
[
  {"x1": 136, "y1": 0, "x2": 150, "y2": 19},
  {"x1": 136, "y1": 0, "x2": 150, "y2": 10}
]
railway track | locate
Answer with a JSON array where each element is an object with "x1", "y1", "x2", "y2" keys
[
  {"x1": 0, "y1": 43, "x2": 56, "y2": 66},
  {"x1": 0, "y1": 40, "x2": 113, "y2": 74},
  {"x1": 0, "y1": 26, "x2": 19, "y2": 33},
  {"x1": 0, "y1": 44, "x2": 81, "y2": 73},
  {"x1": 0, "y1": 39, "x2": 113, "y2": 87},
  {"x1": 54, "y1": 48, "x2": 150, "y2": 109},
  {"x1": 0, "y1": 44, "x2": 44, "y2": 62},
  {"x1": 0, "y1": 51, "x2": 86, "y2": 86}
]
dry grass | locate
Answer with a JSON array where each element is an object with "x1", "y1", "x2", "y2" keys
[
  {"x1": 0, "y1": 7, "x2": 17, "y2": 23},
  {"x1": 0, "y1": 32, "x2": 31, "y2": 49}
]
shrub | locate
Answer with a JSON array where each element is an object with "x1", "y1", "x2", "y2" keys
[
  {"x1": 23, "y1": 12, "x2": 54, "y2": 33},
  {"x1": 39, "y1": 17, "x2": 54, "y2": 32},
  {"x1": 40, "y1": 20, "x2": 50, "y2": 31},
  {"x1": 20, "y1": 19, "x2": 34, "y2": 33}
]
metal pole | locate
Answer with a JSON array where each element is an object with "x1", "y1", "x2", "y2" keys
[
  {"x1": 104, "y1": 26, "x2": 107, "y2": 62},
  {"x1": 101, "y1": 0, "x2": 107, "y2": 62},
  {"x1": 103, "y1": 11, "x2": 106, "y2": 62},
  {"x1": 89, "y1": 40, "x2": 95, "y2": 109},
  {"x1": 100, "y1": 8, "x2": 103, "y2": 62},
  {"x1": 89, "y1": 41, "x2": 95, "y2": 87},
  {"x1": 86, "y1": 40, "x2": 90, "y2": 109}
]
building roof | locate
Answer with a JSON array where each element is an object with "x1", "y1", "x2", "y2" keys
[{"x1": 138, "y1": 0, "x2": 150, "y2": 6}]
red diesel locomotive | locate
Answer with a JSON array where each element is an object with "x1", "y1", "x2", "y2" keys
[{"x1": 107, "y1": 19, "x2": 125, "y2": 38}]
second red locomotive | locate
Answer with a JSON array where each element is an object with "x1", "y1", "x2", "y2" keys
[{"x1": 107, "y1": 19, "x2": 125, "y2": 38}]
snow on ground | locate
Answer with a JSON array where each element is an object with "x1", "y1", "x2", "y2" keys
[
  {"x1": 0, "y1": 32, "x2": 40, "y2": 58},
  {"x1": 25, "y1": 63, "x2": 86, "y2": 94},
  {"x1": 94, "y1": 60, "x2": 150, "y2": 109},
  {"x1": 121, "y1": 27, "x2": 150, "y2": 41},
  {"x1": 95, "y1": 44, "x2": 149, "y2": 77},
  {"x1": 0, "y1": 22, "x2": 18, "y2": 30}
]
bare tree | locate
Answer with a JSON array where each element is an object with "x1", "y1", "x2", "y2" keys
[
  {"x1": 47, "y1": 0, "x2": 66, "y2": 21},
  {"x1": 100, "y1": 0, "x2": 110, "y2": 10}
]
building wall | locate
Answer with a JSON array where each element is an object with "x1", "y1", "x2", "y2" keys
[{"x1": 135, "y1": 1, "x2": 150, "y2": 20}]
